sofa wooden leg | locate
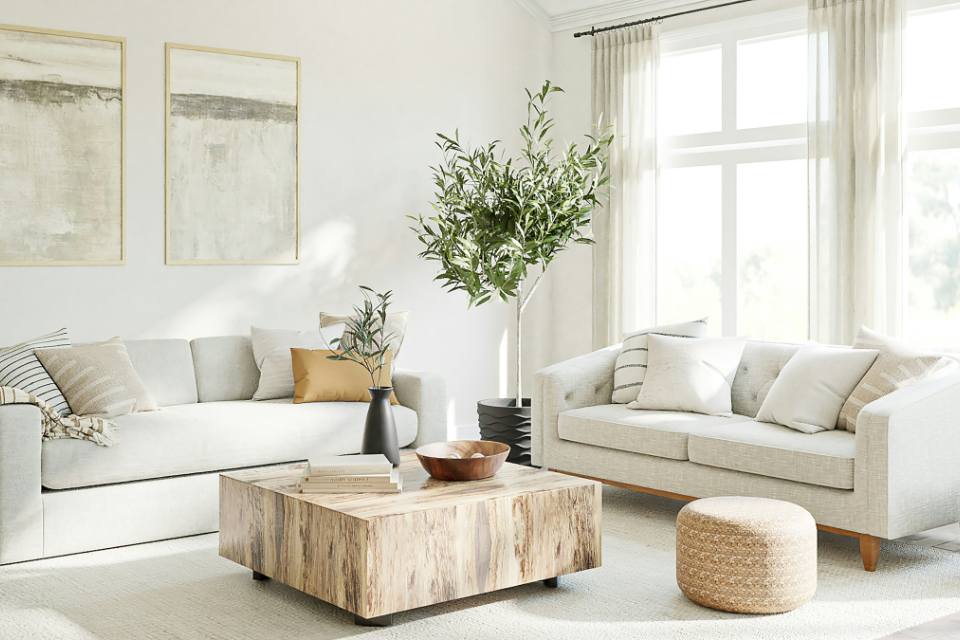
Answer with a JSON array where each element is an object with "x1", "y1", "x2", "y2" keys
[{"x1": 859, "y1": 534, "x2": 880, "y2": 572}]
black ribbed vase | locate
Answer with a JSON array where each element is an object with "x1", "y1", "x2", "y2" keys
[
  {"x1": 363, "y1": 387, "x2": 400, "y2": 466},
  {"x1": 477, "y1": 398, "x2": 531, "y2": 466}
]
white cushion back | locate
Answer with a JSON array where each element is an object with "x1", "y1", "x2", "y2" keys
[{"x1": 124, "y1": 339, "x2": 198, "y2": 407}]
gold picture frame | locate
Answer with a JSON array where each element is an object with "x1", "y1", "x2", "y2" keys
[
  {"x1": 164, "y1": 42, "x2": 300, "y2": 265},
  {"x1": 0, "y1": 24, "x2": 125, "y2": 266}
]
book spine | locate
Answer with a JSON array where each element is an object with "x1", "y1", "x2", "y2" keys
[
  {"x1": 306, "y1": 467, "x2": 393, "y2": 476},
  {"x1": 300, "y1": 487, "x2": 400, "y2": 494},
  {"x1": 304, "y1": 475, "x2": 391, "y2": 484}
]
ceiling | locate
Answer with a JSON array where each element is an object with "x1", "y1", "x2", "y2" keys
[
  {"x1": 534, "y1": 0, "x2": 627, "y2": 14},
  {"x1": 518, "y1": 0, "x2": 716, "y2": 31}
]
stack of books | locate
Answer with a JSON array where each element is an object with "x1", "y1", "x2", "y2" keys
[{"x1": 299, "y1": 454, "x2": 401, "y2": 494}]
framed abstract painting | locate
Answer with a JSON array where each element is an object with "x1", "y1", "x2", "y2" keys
[
  {"x1": 164, "y1": 43, "x2": 300, "y2": 265},
  {"x1": 0, "y1": 25, "x2": 125, "y2": 265}
]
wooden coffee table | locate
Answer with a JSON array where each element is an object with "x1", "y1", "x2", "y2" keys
[{"x1": 219, "y1": 451, "x2": 601, "y2": 625}]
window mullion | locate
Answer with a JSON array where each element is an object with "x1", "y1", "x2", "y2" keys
[{"x1": 721, "y1": 38, "x2": 738, "y2": 336}]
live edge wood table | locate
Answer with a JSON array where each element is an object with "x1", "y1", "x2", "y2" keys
[{"x1": 219, "y1": 451, "x2": 601, "y2": 626}]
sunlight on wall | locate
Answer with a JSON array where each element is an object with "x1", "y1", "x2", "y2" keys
[
  {"x1": 141, "y1": 220, "x2": 355, "y2": 338},
  {"x1": 446, "y1": 399, "x2": 457, "y2": 441},
  {"x1": 498, "y1": 328, "x2": 508, "y2": 398}
]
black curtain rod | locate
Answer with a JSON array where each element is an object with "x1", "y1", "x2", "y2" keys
[{"x1": 573, "y1": 0, "x2": 757, "y2": 37}]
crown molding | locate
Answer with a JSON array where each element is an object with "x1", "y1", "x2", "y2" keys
[
  {"x1": 547, "y1": 0, "x2": 717, "y2": 32},
  {"x1": 513, "y1": 0, "x2": 553, "y2": 30}
]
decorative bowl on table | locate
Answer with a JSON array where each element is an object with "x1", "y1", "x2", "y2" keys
[{"x1": 415, "y1": 440, "x2": 510, "y2": 481}]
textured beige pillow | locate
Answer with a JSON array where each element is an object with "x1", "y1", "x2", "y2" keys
[
  {"x1": 320, "y1": 311, "x2": 409, "y2": 359},
  {"x1": 838, "y1": 327, "x2": 948, "y2": 432},
  {"x1": 35, "y1": 338, "x2": 158, "y2": 418}
]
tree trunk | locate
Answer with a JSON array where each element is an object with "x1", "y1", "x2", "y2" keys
[{"x1": 515, "y1": 294, "x2": 522, "y2": 408}]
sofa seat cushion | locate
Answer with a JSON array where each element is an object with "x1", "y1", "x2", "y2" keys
[
  {"x1": 41, "y1": 400, "x2": 418, "y2": 490},
  {"x1": 688, "y1": 421, "x2": 855, "y2": 489},
  {"x1": 558, "y1": 404, "x2": 752, "y2": 460}
]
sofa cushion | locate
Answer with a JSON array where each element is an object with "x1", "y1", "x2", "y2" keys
[
  {"x1": 40, "y1": 400, "x2": 418, "y2": 490},
  {"x1": 730, "y1": 341, "x2": 801, "y2": 418},
  {"x1": 558, "y1": 404, "x2": 752, "y2": 460},
  {"x1": 688, "y1": 421, "x2": 855, "y2": 489},
  {"x1": 125, "y1": 339, "x2": 198, "y2": 406},
  {"x1": 190, "y1": 336, "x2": 259, "y2": 402}
]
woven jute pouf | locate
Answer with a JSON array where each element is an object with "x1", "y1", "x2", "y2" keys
[{"x1": 676, "y1": 496, "x2": 817, "y2": 614}]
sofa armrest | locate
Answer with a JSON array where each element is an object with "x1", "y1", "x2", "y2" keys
[
  {"x1": 0, "y1": 405, "x2": 44, "y2": 564},
  {"x1": 532, "y1": 345, "x2": 620, "y2": 467},
  {"x1": 856, "y1": 372, "x2": 960, "y2": 538},
  {"x1": 393, "y1": 370, "x2": 447, "y2": 448}
]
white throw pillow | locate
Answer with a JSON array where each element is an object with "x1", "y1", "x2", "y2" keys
[
  {"x1": 629, "y1": 335, "x2": 746, "y2": 416},
  {"x1": 755, "y1": 345, "x2": 878, "y2": 434},
  {"x1": 251, "y1": 324, "x2": 344, "y2": 401},
  {"x1": 611, "y1": 318, "x2": 708, "y2": 403}
]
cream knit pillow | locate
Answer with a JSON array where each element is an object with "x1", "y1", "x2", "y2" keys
[
  {"x1": 35, "y1": 338, "x2": 157, "y2": 418},
  {"x1": 629, "y1": 335, "x2": 746, "y2": 415},
  {"x1": 756, "y1": 345, "x2": 877, "y2": 434},
  {"x1": 251, "y1": 324, "x2": 345, "y2": 400},
  {"x1": 838, "y1": 327, "x2": 949, "y2": 432},
  {"x1": 611, "y1": 318, "x2": 709, "y2": 403}
]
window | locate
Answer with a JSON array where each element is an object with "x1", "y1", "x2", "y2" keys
[
  {"x1": 657, "y1": 166, "x2": 723, "y2": 328},
  {"x1": 648, "y1": 2, "x2": 960, "y2": 347},
  {"x1": 656, "y1": 14, "x2": 809, "y2": 341},
  {"x1": 903, "y1": 1, "x2": 960, "y2": 348},
  {"x1": 659, "y1": 46, "x2": 722, "y2": 136}
]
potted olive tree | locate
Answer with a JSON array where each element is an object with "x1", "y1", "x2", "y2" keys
[{"x1": 410, "y1": 81, "x2": 611, "y2": 464}]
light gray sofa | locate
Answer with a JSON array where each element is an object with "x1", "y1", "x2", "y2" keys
[
  {"x1": 533, "y1": 340, "x2": 960, "y2": 571},
  {"x1": 0, "y1": 335, "x2": 446, "y2": 565}
]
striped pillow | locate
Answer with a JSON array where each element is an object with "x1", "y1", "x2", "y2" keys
[
  {"x1": 838, "y1": 326, "x2": 949, "y2": 432},
  {"x1": 611, "y1": 319, "x2": 709, "y2": 404},
  {"x1": 0, "y1": 328, "x2": 71, "y2": 415}
]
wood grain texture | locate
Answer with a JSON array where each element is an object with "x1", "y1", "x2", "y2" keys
[
  {"x1": 415, "y1": 439, "x2": 509, "y2": 481},
  {"x1": 860, "y1": 534, "x2": 881, "y2": 572},
  {"x1": 220, "y1": 452, "x2": 601, "y2": 618}
]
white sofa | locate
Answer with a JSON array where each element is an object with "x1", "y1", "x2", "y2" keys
[
  {"x1": 532, "y1": 340, "x2": 960, "y2": 571},
  {"x1": 0, "y1": 335, "x2": 446, "y2": 565}
]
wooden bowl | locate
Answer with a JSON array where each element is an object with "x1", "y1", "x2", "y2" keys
[{"x1": 415, "y1": 440, "x2": 510, "y2": 481}]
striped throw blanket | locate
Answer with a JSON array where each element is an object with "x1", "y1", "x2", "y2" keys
[{"x1": 0, "y1": 386, "x2": 116, "y2": 446}]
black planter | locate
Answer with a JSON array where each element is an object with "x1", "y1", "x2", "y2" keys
[
  {"x1": 477, "y1": 398, "x2": 531, "y2": 466},
  {"x1": 363, "y1": 387, "x2": 400, "y2": 466}
]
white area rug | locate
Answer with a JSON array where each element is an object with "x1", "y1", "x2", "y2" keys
[{"x1": 3, "y1": 487, "x2": 960, "y2": 640}]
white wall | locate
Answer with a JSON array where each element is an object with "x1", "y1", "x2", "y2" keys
[{"x1": 0, "y1": 0, "x2": 552, "y2": 435}]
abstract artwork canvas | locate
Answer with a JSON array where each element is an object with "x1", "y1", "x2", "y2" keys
[
  {"x1": 165, "y1": 44, "x2": 299, "y2": 265},
  {"x1": 0, "y1": 25, "x2": 124, "y2": 265}
]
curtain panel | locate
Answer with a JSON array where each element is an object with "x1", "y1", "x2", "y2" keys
[
  {"x1": 808, "y1": 0, "x2": 905, "y2": 344},
  {"x1": 591, "y1": 25, "x2": 659, "y2": 349}
]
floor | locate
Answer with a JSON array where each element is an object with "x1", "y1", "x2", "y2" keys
[
  {"x1": 3, "y1": 487, "x2": 960, "y2": 640},
  {"x1": 882, "y1": 523, "x2": 960, "y2": 640}
]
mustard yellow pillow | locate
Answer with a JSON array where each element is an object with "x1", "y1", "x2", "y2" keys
[{"x1": 291, "y1": 348, "x2": 397, "y2": 404}]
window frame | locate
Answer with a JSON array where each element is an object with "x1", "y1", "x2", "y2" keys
[
  {"x1": 657, "y1": 8, "x2": 808, "y2": 338},
  {"x1": 902, "y1": 0, "x2": 960, "y2": 349}
]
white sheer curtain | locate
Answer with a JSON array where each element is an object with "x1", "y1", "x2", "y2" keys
[
  {"x1": 591, "y1": 25, "x2": 659, "y2": 348},
  {"x1": 808, "y1": 0, "x2": 905, "y2": 344}
]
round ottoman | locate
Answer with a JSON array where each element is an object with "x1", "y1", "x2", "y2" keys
[{"x1": 676, "y1": 496, "x2": 817, "y2": 614}]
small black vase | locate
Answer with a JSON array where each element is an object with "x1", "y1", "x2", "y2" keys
[{"x1": 363, "y1": 387, "x2": 400, "y2": 466}]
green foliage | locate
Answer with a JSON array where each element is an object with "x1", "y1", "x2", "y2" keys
[
  {"x1": 909, "y1": 157, "x2": 960, "y2": 313},
  {"x1": 327, "y1": 286, "x2": 396, "y2": 390},
  {"x1": 410, "y1": 81, "x2": 612, "y2": 308}
]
